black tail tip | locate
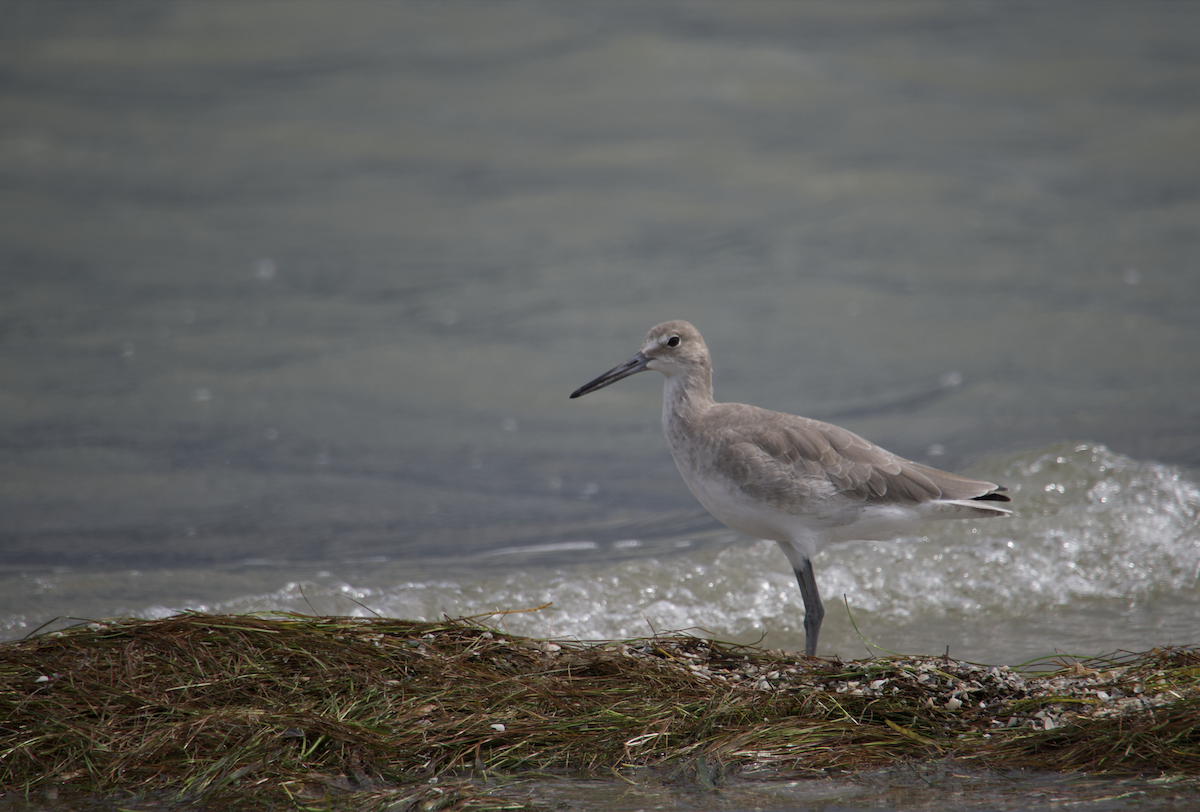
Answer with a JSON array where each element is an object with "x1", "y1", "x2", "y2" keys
[{"x1": 973, "y1": 490, "x2": 1012, "y2": 504}]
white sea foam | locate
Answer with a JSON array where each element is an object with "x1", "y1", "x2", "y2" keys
[{"x1": 4, "y1": 444, "x2": 1197, "y2": 663}]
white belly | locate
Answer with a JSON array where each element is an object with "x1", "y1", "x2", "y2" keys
[{"x1": 675, "y1": 458, "x2": 929, "y2": 549}]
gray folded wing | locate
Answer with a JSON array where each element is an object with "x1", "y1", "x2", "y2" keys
[{"x1": 707, "y1": 405, "x2": 1006, "y2": 509}]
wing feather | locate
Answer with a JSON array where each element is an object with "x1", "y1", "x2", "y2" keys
[{"x1": 703, "y1": 404, "x2": 1006, "y2": 509}]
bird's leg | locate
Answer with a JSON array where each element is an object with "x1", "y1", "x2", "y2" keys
[{"x1": 793, "y1": 558, "x2": 824, "y2": 657}]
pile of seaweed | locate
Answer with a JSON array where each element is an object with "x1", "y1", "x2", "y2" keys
[{"x1": 2, "y1": 613, "x2": 1197, "y2": 810}]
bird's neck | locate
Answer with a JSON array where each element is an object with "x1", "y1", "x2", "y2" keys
[{"x1": 661, "y1": 366, "x2": 714, "y2": 432}]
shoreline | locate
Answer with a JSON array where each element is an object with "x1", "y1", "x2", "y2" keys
[{"x1": 3, "y1": 614, "x2": 1197, "y2": 810}]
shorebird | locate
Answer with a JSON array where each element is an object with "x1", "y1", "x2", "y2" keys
[{"x1": 570, "y1": 320, "x2": 1011, "y2": 656}]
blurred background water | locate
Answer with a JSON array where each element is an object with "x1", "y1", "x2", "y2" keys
[{"x1": 2, "y1": 1, "x2": 1198, "y2": 682}]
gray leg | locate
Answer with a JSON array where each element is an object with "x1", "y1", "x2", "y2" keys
[{"x1": 793, "y1": 558, "x2": 824, "y2": 657}]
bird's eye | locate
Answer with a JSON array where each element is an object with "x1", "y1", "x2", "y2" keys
[{"x1": 666, "y1": 335, "x2": 680, "y2": 347}]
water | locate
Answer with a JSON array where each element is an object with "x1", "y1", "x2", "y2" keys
[
  {"x1": 519, "y1": 768, "x2": 1200, "y2": 811},
  {"x1": 7, "y1": 442, "x2": 1197, "y2": 668},
  {"x1": 2, "y1": 3, "x2": 1199, "y2": 809}
]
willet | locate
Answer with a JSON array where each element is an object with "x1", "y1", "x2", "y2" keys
[{"x1": 570, "y1": 320, "x2": 1011, "y2": 656}]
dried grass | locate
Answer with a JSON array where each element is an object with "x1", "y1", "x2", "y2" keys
[{"x1": 1, "y1": 613, "x2": 1197, "y2": 810}]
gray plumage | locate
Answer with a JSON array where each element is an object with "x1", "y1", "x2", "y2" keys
[{"x1": 571, "y1": 320, "x2": 1011, "y2": 656}]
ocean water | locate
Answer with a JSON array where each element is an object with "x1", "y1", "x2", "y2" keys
[{"x1": 6, "y1": 442, "x2": 1196, "y2": 668}]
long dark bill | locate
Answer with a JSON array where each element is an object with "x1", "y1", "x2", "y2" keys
[{"x1": 569, "y1": 352, "x2": 650, "y2": 398}]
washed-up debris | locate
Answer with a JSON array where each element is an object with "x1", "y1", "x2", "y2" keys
[{"x1": 1, "y1": 614, "x2": 1197, "y2": 810}]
